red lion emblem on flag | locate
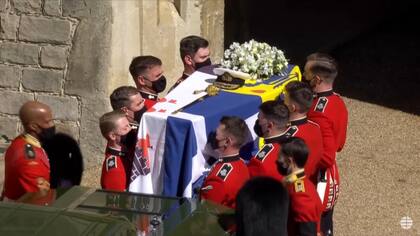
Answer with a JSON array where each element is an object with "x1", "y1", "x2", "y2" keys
[{"x1": 131, "y1": 134, "x2": 151, "y2": 180}]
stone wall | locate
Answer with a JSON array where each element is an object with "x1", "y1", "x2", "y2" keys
[{"x1": 0, "y1": 0, "x2": 81, "y2": 139}]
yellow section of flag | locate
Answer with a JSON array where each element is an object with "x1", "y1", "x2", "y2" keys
[{"x1": 226, "y1": 65, "x2": 302, "y2": 102}]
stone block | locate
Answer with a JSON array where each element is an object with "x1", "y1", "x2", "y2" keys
[
  {"x1": 63, "y1": 0, "x2": 111, "y2": 19},
  {"x1": 0, "y1": 64, "x2": 20, "y2": 88},
  {"x1": 22, "y1": 68, "x2": 62, "y2": 92},
  {"x1": 55, "y1": 121, "x2": 79, "y2": 140},
  {"x1": 0, "y1": 42, "x2": 39, "y2": 65},
  {"x1": 79, "y1": 98, "x2": 108, "y2": 167},
  {"x1": 0, "y1": 0, "x2": 7, "y2": 12},
  {"x1": 41, "y1": 46, "x2": 68, "y2": 69},
  {"x1": 44, "y1": 0, "x2": 61, "y2": 16},
  {"x1": 12, "y1": 0, "x2": 42, "y2": 14},
  {"x1": 64, "y1": 19, "x2": 110, "y2": 98},
  {"x1": 36, "y1": 94, "x2": 79, "y2": 121},
  {"x1": 19, "y1": 16, "x2": 72, "y2": 44},
  {"x1": 0, "y1": 14, "x2": 19, "y2": 40},
  {"x1": 0, "y1": 116, "x2": 18, "y2": 140},
  {"x1": 0, "y1": 91, "x2": 34, "y2": 115}
]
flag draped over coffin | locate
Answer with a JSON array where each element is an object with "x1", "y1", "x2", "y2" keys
[{"x1": 129, "y1": 65, "x2": 301, "y2": 197}]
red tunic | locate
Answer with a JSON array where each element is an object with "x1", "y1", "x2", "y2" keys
[
  {"x1": 200, "y1": 155, "x2": 250, "y2": 208},
  {"x1": 307, "y1": 90, "x2": 348, "y2": 211},
  {"x1": 286, "y1": 170, "x2": 323, "y2": 236},
  {"x1": 140, "y1": 91, "x2": 158, "y2": 110},
  {"x1": 101, "y1": 146, "x2": 128, "y2": 191},
  {"x1": 248, "y1": 132, "x2": 290, "y2": 182},
  {"x1": 289, "y1": 118, "x2": 323, "y2": 185},
  {"x1": 2, "y1": 134, "x2": 50, "y2": 200}
]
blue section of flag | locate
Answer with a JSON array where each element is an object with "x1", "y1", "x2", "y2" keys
[
  {"x1": 184, "y1": 91, "x2": 261, "y2": 137},
  {"x1": 184, "y1": 91, "x2": 262, "y2": 162},
  {"x1": 162, "y1": 116, "x2": 197, "y2": 197}
]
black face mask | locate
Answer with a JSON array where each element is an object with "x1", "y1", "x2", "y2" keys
[
  {"x1": 38, "y1": 126, "x2": 56, "y2": 144},
  {"x1": 277, "y1": 161, "x2": 289, "y2": 176},
  {"x1": 151, "y1": 76, "x2": 167, "y2": 93},
  {"x1": 194, "y1": 58, "x2": 211, "y2": 70},
  {"x1": 208, "y1": 132, "x2": 224, "y2": 150},
  {"x1": 134, "y1": 106, "x2": 147, "y2": 123},
  {"x1": 253, "y1": 119, "x2": 264, "y2": 137}
]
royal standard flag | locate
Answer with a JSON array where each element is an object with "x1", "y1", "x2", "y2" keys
[{"x1": 129, "y1": 65, "x2": 301, "y2": 197}]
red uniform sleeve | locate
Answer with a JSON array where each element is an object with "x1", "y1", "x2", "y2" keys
[
  {"x1": 310, "y1": 114, "x2": 336, "y2": 170},
  {"x1": 248, "y1": 158, "x2": 265, "y2": 178},
  {"x1": 200, "y1": 178, "x2": 226, "y2": 205},
  {"x1": 102, "y1": 167, "x2": 126, "y2": 191},
  {"x1": 18, "y1": 161, "x2": 48, "y2": 193},
  {"x1": 337, "y1": 105, "x2": 348, "y2": 152}
]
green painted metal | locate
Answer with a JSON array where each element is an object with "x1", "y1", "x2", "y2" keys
[{"x1": 0, "y1": 187, "x2": 233, "y2": 235}]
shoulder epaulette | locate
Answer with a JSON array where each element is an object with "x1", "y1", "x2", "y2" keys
[
  {"x1": 24, "y1": 143, "x2": 36, "y2": 159},
  {"x1": 285, "y1": 126, "x2": 298, "y2": 137},
  {"x1": 216, "y1": 163, "x2": 233, "y2": 181},
  {"x1": 106, "y1": 156, "x2": 117, "y2": 171},
  {"x1": 255, "y1": 144, "x2": 274, "y2": 162},
  {"x1": 315, "y1": 97, "x2": 328, "y2": 112}
]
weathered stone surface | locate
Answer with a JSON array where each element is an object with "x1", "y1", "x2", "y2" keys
[
  {"x1": 36, "y1": 94, "x2": 79, "y2": 121},
  {"x1": 79, "y1": 98, "x2": 107, "y2": 166},
  {"x1": 202, "y1": 0, "x2": 224, "y2": 63},
  {"x1": 0, "y1": 0, "x2": 7, "y2": 12},
  {"x1": 44, "y1": 0, "x2": 61, "y2": 16},
  {"x1": 55, "y1": 121, "x2": 79, "y2": 140},
  {"x1": 12, "y1": 0, "x2": 42, "y2": 14},
  {"x1": 22, "y1": 68, "x2": 62, "y2": 92},
  {"x1": 0, "y1": 14, "x2": 19, "y2": 40},
  {"x1": 63, "y1": 0, "x2": 111, "y2": 19},
  {"x1": 64, "y1": 4, "x2": 110, "y2": 98},
  {"x1": 19, "y1": 16, "x2": 72, "y2": 44},
  {"x1": 0, "y1": 116, "x2": 18, "y2": 140},
  {"x1": 64, "y1": 0, "x2": 112, "y2": 167},
  {"x1": 0, "y1": 91, "x2": 34, "y2": 115},
  {"x1": 0, "y1": 64, "x2": 20, "y2": 88},
  {"x1": 0, "y1": 42, "x2": 39, "y2": 65},
  {"x1": 41, "y1": 46, "x2": 68, "y2": 69}
]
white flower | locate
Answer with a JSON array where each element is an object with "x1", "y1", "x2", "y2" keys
[{"x1": 221, "y1": 40, "x2": 288, "y2": 80}]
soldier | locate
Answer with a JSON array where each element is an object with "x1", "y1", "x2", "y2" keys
[
  {"x1": 1, "y1": 101, "x2": 55, "y2": 201},
  {"x1": 200, "y1": 116, "x2": 250, "y2": 208},
  {"x1": 99, "y1": 110, "x2": 132, "y2": 191},
  {"x1": 249, "y1": 100, "x2": 290, "y2": 181},
  {"x1": 305, "y1": 53, "x2": 348, "y2": 236},
  {"x1": 110, "y1": 86, "x2": 147, "y2": 129},
  {"x1": 284, "y1": 81, "x2": 323, "y2": 184},
  {"x1": 277, "y1": 137, "x2": 322, "y2": 236},
  {"x1": 110, "y1": 86, "x2": 146, "y2": 186},
  {"x1": 129, "y1": 55, "x2": 167, "y2": 109},
  {"x1": 169, "y1": 35, "x2": 211, "y2": 92}
]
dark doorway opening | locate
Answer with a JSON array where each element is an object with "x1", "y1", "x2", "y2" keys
[{"x1": 225, "y1": 0, "x2": 420, "y2": 115}]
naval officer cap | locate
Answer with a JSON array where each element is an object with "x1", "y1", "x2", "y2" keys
[{"x1": 212, "y1": 68, "x2": 251, "y2": 90}]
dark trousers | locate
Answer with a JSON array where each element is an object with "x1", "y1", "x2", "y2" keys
[{"x1": 321, "y1": 208, "x2": 334, "y2": 236}]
